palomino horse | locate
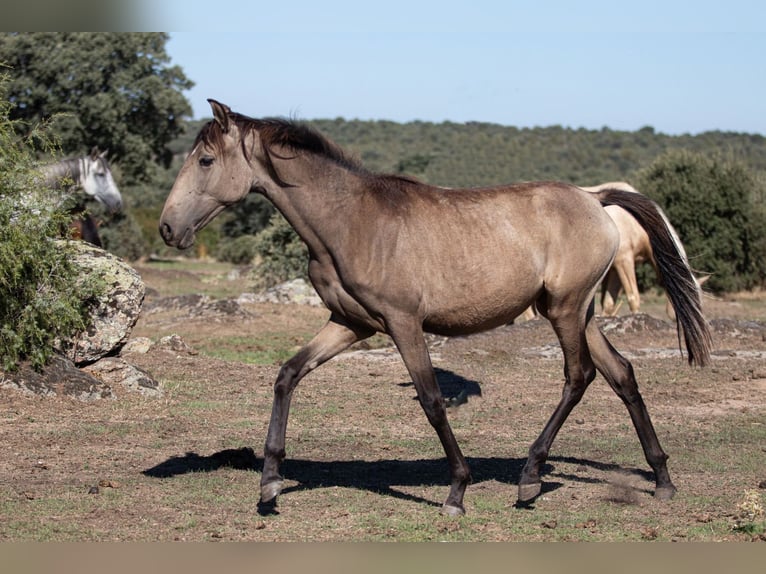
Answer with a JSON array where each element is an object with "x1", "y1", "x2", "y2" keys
[
  {"x1": 41, "y1": 147, "x2": 122, "y2": 246},
  {"x1": 160, "y1": 100, "x2": 712, "y2": 516},
  {"x1": 581, "y1": 182, "x2": 702, "y2": 318},
  {"x1": 518, "y1": 181, "x2": 686, "y2": 320},
  {"x1": 581, "y1": 182, "x2": 666, "y2": 316}
]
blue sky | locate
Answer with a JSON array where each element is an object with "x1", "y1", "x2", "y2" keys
[{"x1": 158, "y1": 0, "x2": 764, "y2": 135}]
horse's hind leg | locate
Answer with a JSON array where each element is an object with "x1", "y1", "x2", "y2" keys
[
  {"x1": 260, "y1": 314, "x2": 373, "y2": 504},
  {"x1": 601, "y1": 268, "x2": 623, "y2": 316},
  {"x1": 614, "y1": 256, "x2": 641, "y2": 313},
  {"x1": 585, "y1": 321, "x2": 676, "y2": 499},
  {"x1": 518, "y1": 307, "x2": 598, "y2": 502}
]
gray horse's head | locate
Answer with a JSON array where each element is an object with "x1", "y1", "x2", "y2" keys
[{"x1": 81, "y1": 147, "x2": 122, "y2": 213}]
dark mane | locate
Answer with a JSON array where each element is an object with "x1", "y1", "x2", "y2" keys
[{"x1": 195, "y1": 112, "x2": 365, "y2": 187}]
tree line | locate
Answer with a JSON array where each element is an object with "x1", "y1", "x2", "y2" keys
[{"x1": 2, "y1": 32, "x2": 765, "y2": 296}]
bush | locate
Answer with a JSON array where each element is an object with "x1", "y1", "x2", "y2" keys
[
  {"x1": 0, "y1": 78, "x2": 104, "y2": 370},
  {"x1": 636, "y1": 150, "x2": 766, "y2": 293},
  {"x1": 249, "y1": 213, "x2": 308, "y2": 290},
  {"x1": 216, "y1": 234, "x2": 259, "y2": 265}
]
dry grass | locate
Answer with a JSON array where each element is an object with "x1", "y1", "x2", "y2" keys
[{"x1": 1, "y1": 260, "x2": 765, "y2": 541}]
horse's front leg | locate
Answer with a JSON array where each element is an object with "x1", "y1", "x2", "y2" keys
[
  {"x1": 387, "y1": 318, "x2": 472, "y2": 516},
  {"x1": 519, "y1": 311, "x2": 597, "y2": 502},
  {"x1": 260, "y1": 314, "x2": 373, "y2": 505}
]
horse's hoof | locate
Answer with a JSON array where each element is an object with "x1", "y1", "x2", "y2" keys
[
  {"x1": 654, "y1": 484, "x2": 677, "y2": 501},
  {"x1": 441, "y1": 503, "x2": 465, "y2": 517},
  {"x1": 260, "y1": 480, "x2": 284, "y2": 503},
  {"x1": 518, "y1": 482, "x2": 542, "y2": 502}
]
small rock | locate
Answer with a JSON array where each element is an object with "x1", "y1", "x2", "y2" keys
[
  {"x1": 251, "y1": 278, "x2": 324, "y2": 307},
  {"x1": 83, "y1": 357, "x2": 162, "y2": 397},
  {"x1": 541, "y1": 520, "x2": 558, "y2": 529},
  {"x1": 157, "y1": 334, "x2": 197, "y2": 355},
  {"x1": 120, "y1": 337, "x2": 153, "y2": 355}
]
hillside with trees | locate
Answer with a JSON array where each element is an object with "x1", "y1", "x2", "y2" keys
[{"x1": 2, "y1": 32, "x2": 764, "y2": 293}]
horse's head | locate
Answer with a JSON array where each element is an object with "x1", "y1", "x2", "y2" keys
[
  {"x1": 82, "y1": 147, "x2": 122, "y2": 213},
  {"x1": 159, "y1": 100, "x2": 256, "y2": 249}
]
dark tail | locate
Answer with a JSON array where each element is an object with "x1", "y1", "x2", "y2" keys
[{"x1": 596, "y1": 188, "x2": 712, "y2": 366}]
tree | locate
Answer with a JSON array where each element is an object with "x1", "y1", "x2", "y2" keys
[
  {"x1": 0, "y1": 33, "x2": 193, "y2": 184},
  {"x1": 636, "y1": 150, "x2": 766, "y2": 293}
]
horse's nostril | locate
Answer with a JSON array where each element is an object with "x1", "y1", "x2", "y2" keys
[{"x1": 160, "y1": 222, "x2": 172, "y2": 242}]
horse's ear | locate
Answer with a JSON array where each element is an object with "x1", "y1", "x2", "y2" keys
[
  {"x1": 90, "y1": 146, "x2": 100, "y2": 160},
  {"x1": 99, "y1": 149, "x2": 109, "y2": 159},
  {"x1": 208, "y1": 99, "x2": 231, "y2": 133}
]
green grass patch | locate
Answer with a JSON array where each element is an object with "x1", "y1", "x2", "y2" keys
[{"x1": 192, "y1": 333, "x2": 314, "y2": 365}]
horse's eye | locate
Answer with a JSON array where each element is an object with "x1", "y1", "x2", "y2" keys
[{"x1": 199, "y1": 156, "x2": 215, "y2": 167}]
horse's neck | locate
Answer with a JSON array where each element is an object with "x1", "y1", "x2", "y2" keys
[
  {"x1": 261, "y1": 155, "x2": 363, "y2": 258},
  {"x1": 43, "y1": 157, "x2": 85, "y2": 189}
]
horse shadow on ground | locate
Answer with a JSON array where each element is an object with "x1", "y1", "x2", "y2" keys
[
  {"x1": 143, "y1": 368, "x2": 655, "y2": 513},
  {"x1": 143, "y1": 449, "x2": 654, "y2": 514}
]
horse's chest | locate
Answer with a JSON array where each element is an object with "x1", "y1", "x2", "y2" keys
[{"x1": 308, "y1": 260, "x2": 385, "y2": 331}]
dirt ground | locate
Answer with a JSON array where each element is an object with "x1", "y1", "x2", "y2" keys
[{"x1": 1, "y1": 261, "x2": 765, "y2": 541}]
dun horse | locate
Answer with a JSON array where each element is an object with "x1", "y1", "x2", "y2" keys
[
  {"x1": 42, "y1": 147, "x2": 122, "y2": 246},
  {"x1": 160, "y1": 100, "x2": 712, "y2": 516}
]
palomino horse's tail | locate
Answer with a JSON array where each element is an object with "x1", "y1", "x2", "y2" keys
[{"x1": 595, "y1": 187, "x2": 713, "y2": 367}]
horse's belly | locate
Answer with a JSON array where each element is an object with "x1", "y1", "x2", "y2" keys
[{"x1": 421, "y1": 278, "x2": 541, "y2": 336}]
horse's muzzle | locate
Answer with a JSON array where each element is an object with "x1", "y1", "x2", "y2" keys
[{"x1": 159, "y1": 221, "x2": 194, "y2": 249}]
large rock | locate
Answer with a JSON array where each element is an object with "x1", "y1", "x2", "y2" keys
[{"x1": 57, "y1": 241, "x2": 145, "y2": 365}]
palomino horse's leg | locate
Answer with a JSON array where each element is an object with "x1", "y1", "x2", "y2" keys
[
  {"x1": 387, "y1": 318, "x2": 472, "y2": 516},
  {"x1": 613, "y1": 256, "x2": 641, "y2": 313},
  {"x1": 260, "y1": 314, "x2": 373, "y2": 504},
  {"x1": 518, "y1": 304, "x2": 598, "y2": 502},
  {"x1": 585, "y1": 321, "x2": 677, "y2": 499},
  {"x1": 600, "y1": 268, "x2": 623, "y2": 316}
]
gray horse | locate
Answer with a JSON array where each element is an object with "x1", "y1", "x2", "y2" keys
[{"x1": 41, "y1": 147, "x2": 122, "y2": 246}]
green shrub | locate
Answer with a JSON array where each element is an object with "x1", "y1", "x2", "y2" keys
[
  {"x1": 249, "y1": 213, "x2": 308, "y2": 290},
  {"x1": 216, "y1": 234, "x2": 259, "y2": 265},
  {"x1": 636, "y1": 150, "x2": 766, "y2": 293},
  {"x1": 0, "y1": 76, "x2": 104, "y2": 371},
  {"x1": 98, "y1": 208, "x2": 148, "y2": 262}
]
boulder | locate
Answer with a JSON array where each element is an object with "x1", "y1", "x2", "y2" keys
[{"x1": 57, "y1": 241, "x2": 145, "y2": 365}]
